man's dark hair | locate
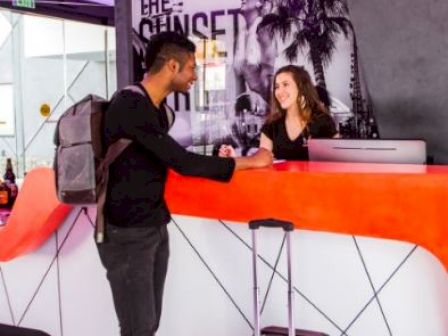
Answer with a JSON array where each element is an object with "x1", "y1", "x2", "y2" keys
[{"x1": 145, "y1": 31, "x2": 196, "y2": 74}]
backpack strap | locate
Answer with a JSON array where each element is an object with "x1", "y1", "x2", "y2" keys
[
  {"x1": 95, "y1": 85, "x2": 144, "y2": 243},
  {"x1": 163, "y1": 103, "x2": 175, "y2": 129},
  {"x1": 126, "y1": 84, "x2": 175, "y2": 129},
  {"x1": 95, "y1": 139, "x2": 132, "y2": 243},
  {"x1": 123, "y1": 84, "x2": 145, "y2": 96}
]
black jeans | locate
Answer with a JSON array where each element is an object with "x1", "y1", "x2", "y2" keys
[{"x1": 96, "y1": 224, "x2": 169, "y2": 336}]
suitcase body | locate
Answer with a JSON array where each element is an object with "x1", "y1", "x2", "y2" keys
[
  {"x1": 249, "y1": 219, "x2": 328, "y2": 336},
  {"x1": 0, "y1": 324, "x2": 51, "y2": 336}
]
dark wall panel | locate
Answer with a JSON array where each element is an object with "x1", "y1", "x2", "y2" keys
[{"x1": 347, "y1": 0, "x2": 448, "y2": 163}]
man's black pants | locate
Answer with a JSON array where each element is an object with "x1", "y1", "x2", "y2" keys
[{"x1": 97, "y1": 224, "x2": 169, "y2": 336}]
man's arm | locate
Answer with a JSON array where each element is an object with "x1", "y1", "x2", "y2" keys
[
  {"x1": 114, "y1": 92, "x2": 270, "y2": 181},
  {"x1": 219, "y1": 134, "x2": 274, "y2": 167}
]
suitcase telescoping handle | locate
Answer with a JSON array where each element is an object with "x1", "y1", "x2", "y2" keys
[
  {"x1": 249, "y1": 218, "x2": 294, "y2": 231},
  {"x1": 249, "y1": 218, "x2": 295, "y2": 336}
]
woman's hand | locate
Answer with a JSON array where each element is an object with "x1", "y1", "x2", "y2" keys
[
  {"x1": 219, "y1": 144, "x2": 236, "y2": 158},
  {"x1": 251, "y1": 148, "x2": 274, "y2": 168},
  {"x1": 234, "y1": 148, "x2": 273, "y2": 170}
]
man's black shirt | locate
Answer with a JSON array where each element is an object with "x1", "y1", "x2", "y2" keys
[{"x1": 104, "y1": 84, "x2": 235, "y2": 228}]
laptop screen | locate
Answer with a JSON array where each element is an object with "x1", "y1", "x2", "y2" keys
[{"x1": 308, "y1": 139, "x2": 427, "y2": 164}]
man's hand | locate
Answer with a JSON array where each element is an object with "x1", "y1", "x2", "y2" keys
[{"x1": 219, "y1": 145, "x2": 236, "y2": 158}]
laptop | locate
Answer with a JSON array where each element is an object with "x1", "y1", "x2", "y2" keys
[{"x1": 308, "y1": 139, "x2": 427, "y2": 164}]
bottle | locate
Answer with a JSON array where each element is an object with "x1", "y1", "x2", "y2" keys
[
  {"x1": 4, "y1": 158, "x2": 15, "y2": 184},
  {"x1": 3, "y1": 158, "x2": 16, "y2": 208},
  {"x1": 0, "y1": 182, "x2": 9, "y2": 208}
]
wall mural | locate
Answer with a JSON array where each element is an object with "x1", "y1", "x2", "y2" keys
[{"x1": 132, "y1": 0, "x2": 378, "y2": 155}]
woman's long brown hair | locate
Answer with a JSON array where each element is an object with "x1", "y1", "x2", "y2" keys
[{"x1": 266, "y1": 65, "x2": 329, "y2": 124}]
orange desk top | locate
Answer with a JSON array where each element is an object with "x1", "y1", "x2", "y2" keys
[
  {"x1": 0, "y1": 168, "x2": 72, "y2": 261},
  {"x1": 165, "y1": 161, "x2": 448, "y2": 270}
]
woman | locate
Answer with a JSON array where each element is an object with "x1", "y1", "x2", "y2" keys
[{"x1": 221, "y1": 65, "x2": 338, "y2": 160}]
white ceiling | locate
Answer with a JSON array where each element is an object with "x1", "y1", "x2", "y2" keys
[{"x1": 88, "y1": 0, "x2": 114, "y2": 5}]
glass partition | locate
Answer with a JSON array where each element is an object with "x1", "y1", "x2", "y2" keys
[{"x1": 0, "y1": 9, "x2": 116, "y2": 178}]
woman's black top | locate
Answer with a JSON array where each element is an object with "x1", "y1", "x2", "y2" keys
[{"x1": 261, "y1": 112, "x2": 337, "y2": 160}]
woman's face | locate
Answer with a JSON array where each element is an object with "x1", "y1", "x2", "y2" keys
[{"x1": 274, "y1": 72, "x2": 300, "y2": 111}]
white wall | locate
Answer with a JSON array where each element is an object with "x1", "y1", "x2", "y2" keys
[
  {"x1": 23, "y1": 16, "x2": 116, "y2": 58},
  {"x1": 1, "y1": 208, "x2": 447, "y2": 336}
]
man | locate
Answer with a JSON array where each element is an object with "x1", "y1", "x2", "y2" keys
[{"x1": 96, "y1": 31, "x2": 272, "y2": 336}]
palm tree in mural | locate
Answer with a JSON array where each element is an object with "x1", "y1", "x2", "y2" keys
[{"x1": 262, "y1": 0, "x2": 352, "y2": 89}]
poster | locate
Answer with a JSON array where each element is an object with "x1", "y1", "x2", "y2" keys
[{"x1": 132, "y1": 0, "x2": 378, "y2": 155}]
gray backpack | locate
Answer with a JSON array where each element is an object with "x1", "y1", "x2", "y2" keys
[{"x1": 53, "y1": 85, "x2": 150, "y2": 242}]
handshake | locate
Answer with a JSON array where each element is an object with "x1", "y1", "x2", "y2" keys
[
  {"x1": 218, "y1": 144, "x2": 236, "y2": 158},
  {"x1": 218, "y1": 144, "x2": 273, "y2": 170}
]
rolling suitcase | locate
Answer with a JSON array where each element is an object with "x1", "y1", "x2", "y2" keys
[{"x1": 249, "y1": 219, "x2": 329, "y2": 336}]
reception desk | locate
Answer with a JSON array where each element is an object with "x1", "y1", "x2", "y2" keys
[
  {"x1": 166, "y1": 161, "x2": 448, "y2": 270},
  {"x1": 1, "y1": 162, "x2": 447, "y2": 270}
]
